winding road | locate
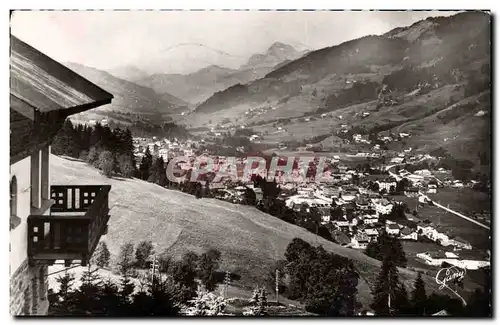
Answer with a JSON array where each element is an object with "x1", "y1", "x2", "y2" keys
[{"x1": 385, "y1": 164, "x2": 490, "y2": 230}]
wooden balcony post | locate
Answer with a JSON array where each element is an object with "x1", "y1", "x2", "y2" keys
[
  {"x1": 41, "y1": 146, "x2": 50, "y2": 201},
  {"x1": 31, "y1": 150, "x2": 40, "y2": 208}
]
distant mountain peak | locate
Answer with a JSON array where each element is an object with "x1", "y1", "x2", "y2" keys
[
  {"x1": 241, "y1": 41, "x2": 303, "y2": 70},
  {"x1": 267, "y1": 41, "x2": 297, "y2": 53}
]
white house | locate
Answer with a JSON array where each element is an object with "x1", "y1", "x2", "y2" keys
[
  {"x1": 334, "y1": 220, "x2": 350, "y2": 230},
  {"x1": 351, "y1": 233, "x2": 370, "y2": 249},
  {"x1": 371, "y1": 198, "x2": 393, "y2": 216},
  {"x1": 400, "y1": 227, "x2": 418, "y2": 241},
  {"x1": 376, "y1": 178, "x2": 397, "y2": 192},
  {"x1": 417, "y1": 224, "x2": 449, "y2": 244},
  {"x1": 417, "y1": 251, "x2": 490, "y2": 270},
  {"x1": 286, "y1": 194, "x2": 331, "y2": 211},
  {"x1": 446, "y1": 237, "x2": 473, "y2": 250},
  {"x1": 414, "y1": 169, "x2": 432, "y2": 177},
  {"x1": 416, "y1": 251, "x2": 460, "y2": 266},
  {"x1": 407, "y1": 174, "x2": 425, "y2": 184},
  {"x1": 390, "y1": 157, "x2": 405, "y2": 164},
  {"x1": 365, "y1": 228, "x2": 379, "y2": 242},
  {"x1": 362, "y1": 214, "x2": 379, "y2": 225},
  {"x1": 427, "y1": 184, "x2": 438, "y2": 194},
  {"x1": 386, "y1": 223, "x2": 401, "y2": 236},
  {"x1": 10, "y1": 35, "x2": 113, "y2": 315}
]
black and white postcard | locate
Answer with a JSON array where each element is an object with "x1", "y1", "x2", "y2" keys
[{"x1": 9, "y1": 9, "x2": 492, "y2": 317}]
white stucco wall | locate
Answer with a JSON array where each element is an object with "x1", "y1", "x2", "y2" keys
[
  {"x1": 10, "y1": 156, "x2": 31, "y2": 274},
  {"x1": 10, "y1": 147, "x2": 50, "y2": 275}
]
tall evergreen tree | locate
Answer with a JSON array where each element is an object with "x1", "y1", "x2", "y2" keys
[
  {"x1": 365, "y1": 231, "x2": 407, "y2": 267},
  {"x1": 90, "y1": 122, "x2": 103, "y2": 148},
  {"x1": 91, "y1": 241, "x2": 111, "y2": 269},
  {"x1": 410, "y1": 272, "x2": 427, "y2": 315},
  {"x1": 148, "y1": 156, "x2": 166, "y2": 185},
  {"x1": 370, "y1": 254, "x2": 409, "y2": 316},
  {"x1": 139, "y1": 147, "x2": 153, "y2": 181},
  {"x1": 124, "y1": 128, "x2": 136, "y2": 171}
]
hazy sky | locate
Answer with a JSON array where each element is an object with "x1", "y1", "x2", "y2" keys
[{"x1": 11, "y1": 10, "x2": 458, "y2": 74}]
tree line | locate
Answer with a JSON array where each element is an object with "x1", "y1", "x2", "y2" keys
[
  {"x1": 51, "y1": 120, "x2": 137, "y2": 178},
  {"x1": 49, "y1": 240, "x2": 224, "y2": 316}
]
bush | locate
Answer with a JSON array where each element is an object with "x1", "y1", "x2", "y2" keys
[
  {"x1": 198, "y1": 249, "x2": 222, "y2": 292},
  {"x1": 135, "y1": 240, "x2": 154, "y2": 269},
  {"x1": 185, "y1": 290, "x2": 227, "y2": 316},
  {"x1": 87, "y1": 147, "x2": 100, "y2": 166},
  {"x1": 98, "y1": 151, "x2": 114, "y2": 177},
  {"x1": 118, "y1": 154, "x2": 135, "y2": 178},
  {"x1": 79, "y1": 150, "x2": 89, "y2": 161}
]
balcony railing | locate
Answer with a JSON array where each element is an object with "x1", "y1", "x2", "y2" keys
[{"x1": 28, "y1": 185, "x2": 111, "y2": 266}]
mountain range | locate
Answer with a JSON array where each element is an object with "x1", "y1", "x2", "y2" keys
[
  {"x1": 63, "y1": 62, "x2": 187, "y2": 125},
  {"x1": 185, "y1": 11, "x2": 490, "y2": 166},
  {"x1": 133, "y1": 42, "x2": 308, "y2": 104},
  {"x1": 62, "y1": 11, "x2": 491, "y2": 169}
]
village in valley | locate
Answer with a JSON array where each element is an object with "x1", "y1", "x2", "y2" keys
[
  {"x1": 10, "y1": 9, "x2": 492, "y2": 317},
  {"x1": 122, "y1": 122, "x2": 491, "y2": 274}
]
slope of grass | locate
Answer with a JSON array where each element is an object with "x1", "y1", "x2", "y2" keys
[{"x1": 50, "y1": 155, "x2": 476, "y2": 308}]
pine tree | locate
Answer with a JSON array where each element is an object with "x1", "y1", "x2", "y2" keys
[
  {"x1": 91, "y1": 241, "x2": 111, "y2": 269},
  {"x1": 365, "y1": 231, "x2": 407, "y2": 267},
  {"x1": 411, "y1": 272, "x2": 427, "y2": 315},
  {"x1": 116, "y1": 242, "x2": 136, "y2": 278},
  {"x1": 148, "y1": 157, "x2": 165, "y2": 185},
  {"x1": 135, "y1": 240, "x2": 154, "y2": 269},
  {"x1": 370, "y1": 254, "x2": 408, "y2": 316},
  {"x1": 204, "y1": 180, "x2": 211, "y2": 198},
  {"x1": 251, "y1": 287, "x2": 260, "y2": 305},
  {"x1": 258, "y1": 288, "x2": 268, "y2": 315},
  {"x1": 117, "y1": 242, "x2": 136, "y2": 305},
  {"x1": 198, "y1": 249, "x2": 221, "y2": 292},
  {"x1": 248, "y1": 287, "x2": 268, "y2": 316},
  {"x1": 90, "y1": 122, "x2": 103, "y2": 148},
  {"x1": 139, "y1": 147, "x2": 153, "y2": 181},
  {"x1": 118, "y1": 154, "x2": 135, "y2": 178}
]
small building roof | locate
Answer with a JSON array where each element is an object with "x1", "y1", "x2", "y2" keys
[
  {"x1": 365, "y1": 228, "x2": 379, "y2": 236},
  {"x1": 400, "y1": 227, "x2": 414, "y2": 236}
]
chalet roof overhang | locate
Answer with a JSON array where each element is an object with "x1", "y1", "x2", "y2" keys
[
  {"x1": 10, "y1": 35, "x2": 114, "y2": 163},
  {"x1": 10, "y1": 35, "x2": 113, "y2": 119}
]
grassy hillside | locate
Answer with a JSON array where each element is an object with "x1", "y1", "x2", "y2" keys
[{"x1": 50, "y1": 155, "x2": 481, "y2": 307}]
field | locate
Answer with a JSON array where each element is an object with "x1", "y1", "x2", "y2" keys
[
  {"x1": 50, "y1": 155, "x2": 478, "y2": 308},
  {"x1": 401, "y1": 241, "x2": 486, "y2": 291},
  {"x1": 427, "y1": 188, "x2": 491, "y2": 216},
  {"x1": 392, "y1": 192, "x2": 491, "y2": 250}
]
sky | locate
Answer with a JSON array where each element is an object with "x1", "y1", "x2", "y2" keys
[{"x1": 11, "y1": 10, "x2": 459, "y2": 74}]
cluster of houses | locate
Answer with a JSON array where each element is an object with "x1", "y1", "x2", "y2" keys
[
  {"x1": 244, "y1": 105, "x2": 275, "y2": 119},
  {"x1": 130, "y1": 134, "x2": 489, "y2": 268},
  {"x1": 416, "y1": 250, "x2": 490, "y2": 270},
  {"x1": 132, "y1": 137, "x2": 201, "y2": 166}
]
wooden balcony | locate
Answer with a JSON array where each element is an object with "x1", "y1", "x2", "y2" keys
[{"x1": 28, "y1": 185, "x2": 111, "y2": 266}]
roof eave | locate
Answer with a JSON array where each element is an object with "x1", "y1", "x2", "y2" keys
[{"x1": 59, "y1": 97, "x2": 113, "y2": 118}]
